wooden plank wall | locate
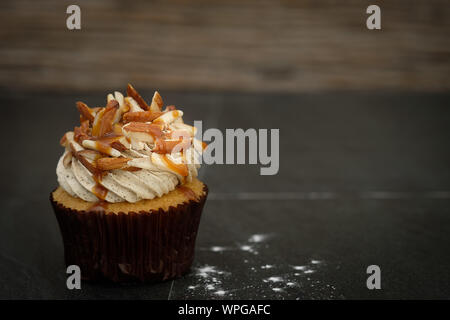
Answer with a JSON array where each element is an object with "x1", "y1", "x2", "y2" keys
[{"x1": 0, "y1": 0, "x2": 449, "y2": 92}]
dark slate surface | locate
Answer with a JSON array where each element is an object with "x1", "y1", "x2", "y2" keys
[{"x1": 0, "y1": 89, "x2": 449, "y2": 299}]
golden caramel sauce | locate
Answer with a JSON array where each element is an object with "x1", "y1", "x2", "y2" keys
[
  {"x1": 94, "y1": 141, "x2": 113, "y2": 155},
  {"x1": 153, "y1": 138, "x2": 190, "y2": 154},
  {"x1": 92, "y1": 183, "x2": 108, "y2": 201},
  {"x1": 91, "y1": 171, "x2": 108, "y2": 201},
  {"x1": 161, "y1": 154, "x2": 188, "y2": 177}
]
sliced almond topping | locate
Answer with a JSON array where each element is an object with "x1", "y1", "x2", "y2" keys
[
  {"x1": 124, "y1": 96, "x2": 144, "y2": 112},
  {"x1": 63, "y1": 152, "x2": 72, "y2": 168},
  {"x1": 91, "y1": 100, "x2": 119, "y2": 137},
  {"x1": 74, "y1": 120, "x2": 91, "y2": 144},
  {"x1": 96, "y1": 157, "x2": 131, "y2": 171},
  {"x1": 126, "y1": 84, "x2": 149, "y2": 110},
  {"x1": 70, "y1": 143, "x2": 100, "y2": 176},
  {"x1": 114, "y1": 91, "x2": 124, "y2": 107},
  {"x1": 153, "y1": 138, "x2": 192, "y2": 154},
  {"x1": 152, "y1": 110, "x2": 183, "y2": 126},
  {"x1": 78, "y1": 149, "x2": 102, "y2": 161},
  {"x1": 123, "y1": 122, "x2": 163, "y2": 143},
  {"x1": 150, "y1": 91, "x2": 163, "y2": 113},
  {"x1": 113, "y1": 123, "x2": 124, "y2": 136},
  {"x1": 76, "y1": 101, "x2": 95, "y2": 123},
  {"x1": 60, "y1": 132, "x2": 69, "y2": 147},
  {"x1": 122, "y1": 166, "x2": 142, "y2": 172},
  {"x1": 82, "y1": 140, "x2": 122, "y2": 157},
  {"x1": 107, "y1": 93, "x2": 115, "y2": 103},
  {"x1": 123, "y1": 111, "x2": 164, "y2": 123}
]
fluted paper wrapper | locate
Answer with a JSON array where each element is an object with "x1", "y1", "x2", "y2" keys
[{"x1": 50, "y1": 185, "x2": 208, "y2": 283}]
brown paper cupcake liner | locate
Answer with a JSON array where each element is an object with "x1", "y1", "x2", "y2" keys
[{"x1": 50, "y1": 185, "x2": 208, "y2": 283}]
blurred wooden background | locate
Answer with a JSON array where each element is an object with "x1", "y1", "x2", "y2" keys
[{"x1": 0, "y1": 0, "x2": 448, "y2": 92}]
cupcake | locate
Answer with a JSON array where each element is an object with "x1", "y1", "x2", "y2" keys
[{"x1": 50, "y1": 84, "x2": 208, "y2": 282}]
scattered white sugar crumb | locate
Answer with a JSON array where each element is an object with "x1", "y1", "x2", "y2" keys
[
  {"x1": 215, "y1": 290, "x2": 226, "y2": 296},
  {"x1": 265, "y1": 276, "x2": 283, "y2": 283},
  {"x1": 210, "y1": 246, "x2": 227, "y2": 252},
  {"x1": 286, "y1": 282, "x2": 296, "y2": 287},
  {"x1": 248, "y1": 234, "x2": 270, "y2": 243},
  {"x1": 311, "y1": 259, "x2": 321, "y2": 264},
  {"x1": 206, "y1": 284, "x2": 215, "y2": 290},
  {"x1": 304, "y1": 269, "x2": 314, "y2": 274},
  {"x1": 294, "y1": 273, "x2": 300, "y2": 276},
  {"x1": 272, "y1": 288, "x2": 283, "y2": 292},
  {"x1": 196, "y1": 265, "x2": 218, "y2": 278},
  {"x1": 188, "y1": 285, "x2": 196, "y2": 290},
  {"x1": 239, "y1": 245, "x2": 258, "y2": 254},
  {"x1": 261, "y1": 264, "x2": 274, "y2": 269},
  {"x1": 292, "y1": 265, "x2": 306, "y2": 270},
  {"x1": 244, "y1": 259, "x2": 248, "y2": 263}
]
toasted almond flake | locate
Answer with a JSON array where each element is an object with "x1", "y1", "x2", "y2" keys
[
  {"x1": 153, "y1": 138, "x2": 192, "y2": 154},
  {"x1": 150, "y1": 91, "x2": 163, "y2": 113},
  {"x1": 114, "y1": 91, "x2": 124, "y2": 107},
  {"x1": 63, "y1": 152, "x2": 72, "y2": 168},
  {"x1": 107, "y1": 93, "x2": 115, "y2": 103},
  {"x1": 96, "y1": 157, "x2": 131, "y2": 171},
  {"x1": 110, "y1": 140, "x2": 128, "y2": 151},
  {"x1": 92, "y1": 100, "x2": 119, "y2": 137},
  {"x1": 78, "y1": 149, "x2": 102, "y2": 161},
  {"x1": 60, "y1": 132, "x2": 69, "y2": 146},
  {"x1": 112, "y1": 91, "x2": 127, "y2": 124},
  {"x1": 113, "y1": 123, "x2": 124, "y2": 135},
  {"x1": 74, "y1": 120, "x2": 91, "y2": 144},
  {"x1": 82, "y1": 140, "x2": 122, "y2": 157},
  {"x1": 122, "y1": 122, "x2": 163, "y2": 143},
  {"x1": 123, "y1": 111, "x2": 164, "y2": 123},
  {"x1": 70, "y1": 143, "x2": 100, "y2": 176},
  {"x1": 152, "y1": 110, "x2": 183, "y2": 126},
  {"x1": 76, "y1": 101, "x2": 95, "y2": 123},
  {"x1": 126, "y1": 84, "x2": 149, "y2": 110},
  {"x1": 124, "y1": 97, "x2": 144, "y2": 112}
]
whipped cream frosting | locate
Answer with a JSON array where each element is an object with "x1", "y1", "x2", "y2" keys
[{"x1": 56, "y1": 85, "x2": 205, "y2": 203}]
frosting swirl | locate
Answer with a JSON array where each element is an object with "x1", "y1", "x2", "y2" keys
[{"x1": 56, "y1": 85, "x2": 205, "y2": 203}]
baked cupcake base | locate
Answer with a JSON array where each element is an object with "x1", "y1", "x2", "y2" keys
[{"x1": 50, "y1": 178, "x2": 208, "y2": 283}]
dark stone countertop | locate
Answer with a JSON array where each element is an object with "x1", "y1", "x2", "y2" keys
[{"x1": 0, "y1": 90, "x2": 449, "y2": 299}]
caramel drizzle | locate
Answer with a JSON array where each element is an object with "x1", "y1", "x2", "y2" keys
[
  {"x1": 92, "y1": 100, "x2": 119, "y2": 137},
  {"x1": 153, "y1": 138, "x2": 191, "y2": 154},
  {"x1": 161, "y1": 154, "x2": 188, "y2": 177}
]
